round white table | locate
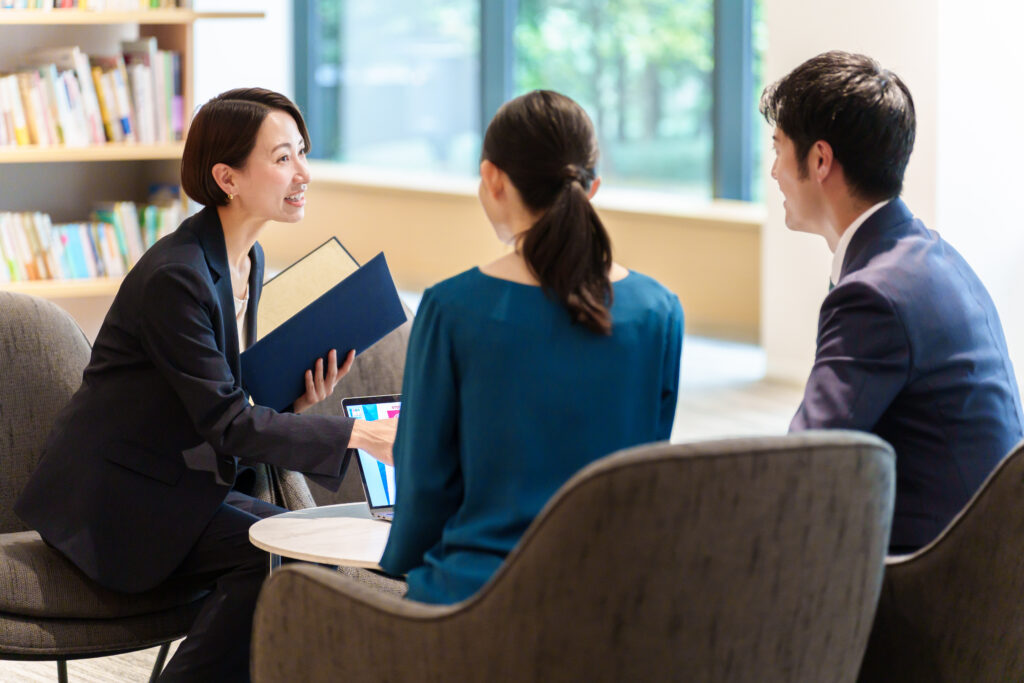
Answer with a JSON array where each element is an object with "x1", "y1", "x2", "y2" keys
[{"x1": 249, "y1": 502, "x2": 392, "y2": 572}]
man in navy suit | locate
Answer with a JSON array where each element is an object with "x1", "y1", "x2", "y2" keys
[{"x1": 761, "y1": 51, "x2": 1023, "y2": 553}]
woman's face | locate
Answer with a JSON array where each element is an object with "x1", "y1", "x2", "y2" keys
[{"x1": 231, "y1": 110, "x2": 311, "y2": 224}]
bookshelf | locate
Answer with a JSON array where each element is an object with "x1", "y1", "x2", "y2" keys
[
  {"x1": 0, "y1": 141, "x2": 183, "y2": 162},
  {"x1": 0, "y1": 10, "x2": 263, "y2": 26},
  {"x1": 1, "y1": 276, "x2": 120, "y2": 298},
  {"x1": 0, "y1": 7, "x2": 263, "y2": 337}
]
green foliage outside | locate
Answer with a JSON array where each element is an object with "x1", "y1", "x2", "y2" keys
[{"x1": 515, "y1": 0, "x2": 714, "y2": 196}]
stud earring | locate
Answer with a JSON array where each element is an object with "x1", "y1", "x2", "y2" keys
[{"x1": 228, "y1": 193, "x2": 234, "y2": 201}]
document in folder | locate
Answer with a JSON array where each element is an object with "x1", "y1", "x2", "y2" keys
[{"x1": 241, "y1": 238, "x2": 407, "y2": 412}]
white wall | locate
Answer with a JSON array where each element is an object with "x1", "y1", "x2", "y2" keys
[
  {"x1": 934, "y1": 1, "x2": 1024, "y2": 388},
  {"x1": 762, "y1": 0, "x2": 1024, "y2": 391},
  {"x1": 192, "y1": 0, "x2": 293, "y2": 106}
]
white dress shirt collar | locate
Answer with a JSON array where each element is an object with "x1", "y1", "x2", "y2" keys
[{"x1": 830, "y1": 199, "x2": 890, "y2": 286}]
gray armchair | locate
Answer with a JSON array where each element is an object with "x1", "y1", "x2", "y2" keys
[
  {"x1": 858, "y1": 438, "x2": 1024, "y2": 682},
  {"x1": 0, "y1": 292, "x2": 207, "y2": 682},
  {"x1": 252, "y1": 431, "x2": 895, "y2": 682},
  {"x1": 251, "y1": 301, "x2": 414, "y2": 510}
]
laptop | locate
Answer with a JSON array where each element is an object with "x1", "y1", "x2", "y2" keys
[{"x1": 342, "y1": 394, "x2": 401, "y2": 521}]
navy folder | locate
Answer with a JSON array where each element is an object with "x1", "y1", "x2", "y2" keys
[{"x1": 241, "y1": 251, "x2": 407, "y2": 412}]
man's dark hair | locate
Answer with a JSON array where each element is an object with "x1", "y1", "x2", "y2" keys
[
  {"x1": 760, "y1": 51, "x2": 915, "y2": 201},
  {"x1": 181, "y1": 87, "x2": 310, "y2": 206}
]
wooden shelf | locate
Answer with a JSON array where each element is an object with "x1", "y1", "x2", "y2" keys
[
  {"x1": 0, "y1": 9, "x2": 263, "y2": 25},
  {"x1": 0, "y1": 142, "x2": 184, "y2": 163},
  {"x1": 0, "y1": 6, "x2": 262, "y2": 333},
  {"x1": 0, "y1": 277, "x2": 122, "y2": 298}
]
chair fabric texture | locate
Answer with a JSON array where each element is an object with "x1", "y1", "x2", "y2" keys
[
  {"x1": 0, "y1": 292, "x2": 90, "y2": 535},
  {"x1": 252, "y1": 431, "x2": 896, "y2": 683},
  {"x1": 858, "y1": 438, "x2": 1024, "y2": 683},
  {"x1": 0, "y1": 291, "x2": 206, "y2": 659}
]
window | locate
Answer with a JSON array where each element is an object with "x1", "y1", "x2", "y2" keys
[
  {"x1": 295, "y1": 0, "x2": 763, "y2": 201},
  {"x1": 296, "y1": 2, "x2": 480, "y2": 176}
]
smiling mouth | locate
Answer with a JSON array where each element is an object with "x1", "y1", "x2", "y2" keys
[{"x1": 284, "y1": 192, "x2": 305, "y2": 204}]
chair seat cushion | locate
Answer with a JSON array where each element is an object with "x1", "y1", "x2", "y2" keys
[{"x1": 0, "y1": 531, "x2": 208, "y2": 619}]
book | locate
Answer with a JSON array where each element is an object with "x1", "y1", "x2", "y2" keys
[
  {"x1": 28, "y1": 46, "x2": 105, "y2": 144},
  {"x1": 255, "y1": 237, "x2": 361, "y2": 336},
  {"x1": 3, "y1": 75, "x2": 30, "y2": 145},
  {"x1": 58, "y1": 68, "x2": 90, "y2": 147},
  {"x1": 124, "y1": 61, "x2": 154, "y2": 143},
  {"x1": 29, "y1": 69, "x2": 58, "y2": 145},
  {"x1": 241, "y1": 240, "x2": 407, "y2": 412},
  {"x1": 121, "y1": 38, "x2": 165, "y2": 142},
  {"x1": 90, "y1": 65, "x2": 120, "y2": 142},
  {"x1": 14, "y1": 73, "x2": 42, "y2": 145},
  {"x1": 169, "y1": 51, "x2": 182, "y2": 140},
  {"x1": 36, "y1": 63, "x2": 75, "y2": 146}
]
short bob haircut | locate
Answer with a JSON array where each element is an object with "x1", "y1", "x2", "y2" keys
[
  {"x1": 760, "y1": 51, "x2": 915, "y2": 202},
  {"x1": 180, "y1": 87, "x2": 311, "y2": 207}
]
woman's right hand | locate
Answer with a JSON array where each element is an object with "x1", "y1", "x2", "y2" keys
[
  {"x1": 349, "y1": 418, "x2": 398, "y2": 465},
  {"x1": 293, "y1": 349, "x2": 355, "y2": 414}
]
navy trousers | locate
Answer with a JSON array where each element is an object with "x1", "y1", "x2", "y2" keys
[{"x1": 158, "y1": 491, "x2": 284, "y2": 683}]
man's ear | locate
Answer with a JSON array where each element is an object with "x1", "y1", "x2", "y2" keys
[
  {"x1": 479, "y1": 159, "x2": 504, "y2": 199},
  {"x1": 212, "y1": 163, "x2": 236, "y2": 197},
  {"x1": 811, "y1": 140, "x2": 834, "y2": 183}
]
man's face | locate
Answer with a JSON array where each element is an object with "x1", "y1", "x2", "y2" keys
[{"x1": 770, "y1": 128, "x2": 823, "y2": 235}]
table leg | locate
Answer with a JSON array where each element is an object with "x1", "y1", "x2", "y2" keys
[{"x1": 269, "y1": 553, "x2": 281, "y2": 574}]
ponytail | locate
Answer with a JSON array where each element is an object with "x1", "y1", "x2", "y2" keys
[
  {"x1": 520, "y1": 169, "x2": 613, "y2": 335},
  {"x1": 483, "y1": 90, "x2": 614, "y2": 335}
]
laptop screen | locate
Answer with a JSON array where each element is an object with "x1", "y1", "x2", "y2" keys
[{"x1": 344, "y1": 397, "x2": 400, "y2": 508}]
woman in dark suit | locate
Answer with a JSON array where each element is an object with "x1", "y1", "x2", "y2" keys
[{"x1": 14, "y1": 88, "x2": 394, "y2": 682}]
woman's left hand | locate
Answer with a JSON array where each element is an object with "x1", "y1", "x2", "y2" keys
[{"x1": 293, "y1": 348, "x2": 355, "y2": 413}]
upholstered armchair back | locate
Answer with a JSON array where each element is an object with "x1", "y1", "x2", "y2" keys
[
  {"x1": 859, "y1": 438, "x2": 1024, "y2": 682},
  {"x1": 253, "y1": 431, "x2": 896, "y2": 682},
  {"x1": 0, "y1": 292, "x2": 90, "y2": 533}
]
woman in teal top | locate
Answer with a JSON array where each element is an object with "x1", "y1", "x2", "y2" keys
[{"x1": 380, "y1": 90, "x2": 683, "y2": 604}]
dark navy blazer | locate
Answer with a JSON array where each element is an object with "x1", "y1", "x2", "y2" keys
[
  {"x1": 790, "y1": 199, "x2": 1024, "y2": 550},
  {"x1": 15, "y1": 206, "x2": 353, "y2": 593}
]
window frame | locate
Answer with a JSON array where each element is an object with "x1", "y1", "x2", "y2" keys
[{"x1": 294, "y1": 0, "x2": 757, "y2": 201}]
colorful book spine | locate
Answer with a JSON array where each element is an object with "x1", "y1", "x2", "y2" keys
[
  {"x1": 2, "y1": 75, "x2": 31, "y2": 146},
  {"x1": 0, "y1": 196, "x2": 179, "y2": 282}
]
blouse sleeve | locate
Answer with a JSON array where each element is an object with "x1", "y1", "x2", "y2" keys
[
  {"x1": 658, "y1": 296, "x2": 684, "y2": 440},
  {"x1": 380, "y1": 289, "x2": 463, "y2": 574}
]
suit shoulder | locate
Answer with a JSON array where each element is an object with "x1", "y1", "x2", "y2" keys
[{"x1": 123, "y1": 225, "x2": 212, "y2": 299}]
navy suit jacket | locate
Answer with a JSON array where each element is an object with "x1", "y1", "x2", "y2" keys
[
  {"x1": 15, "y1": 206, "x2": 353, "y2": 592},
  {"x1": 791, "y1": 199, "x2": 1024, "y2": 550}
]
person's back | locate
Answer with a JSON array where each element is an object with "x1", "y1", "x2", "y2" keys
[
  {"x1": 385, "y1": 266, "x2": 680, "y2": 603},
  {"x1": 379, "y1": 90, "x2": 684, "y2": 603},
  {"x1": 791, "y1": 198, "x2": 1023, "y2": 548}
]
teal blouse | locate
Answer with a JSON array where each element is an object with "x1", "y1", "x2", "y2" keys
[{"x1": 379, "y1": 267, "x2": 684, "y2": 604}]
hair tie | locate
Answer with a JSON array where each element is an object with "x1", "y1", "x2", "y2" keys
[{"x1": 564, "y1": 164, "x2": 587, "y2": 189}]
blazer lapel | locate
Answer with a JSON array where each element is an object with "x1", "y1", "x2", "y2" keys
[{"x1": 193, "y1": 206, "x2": 242, "y2": 384}]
